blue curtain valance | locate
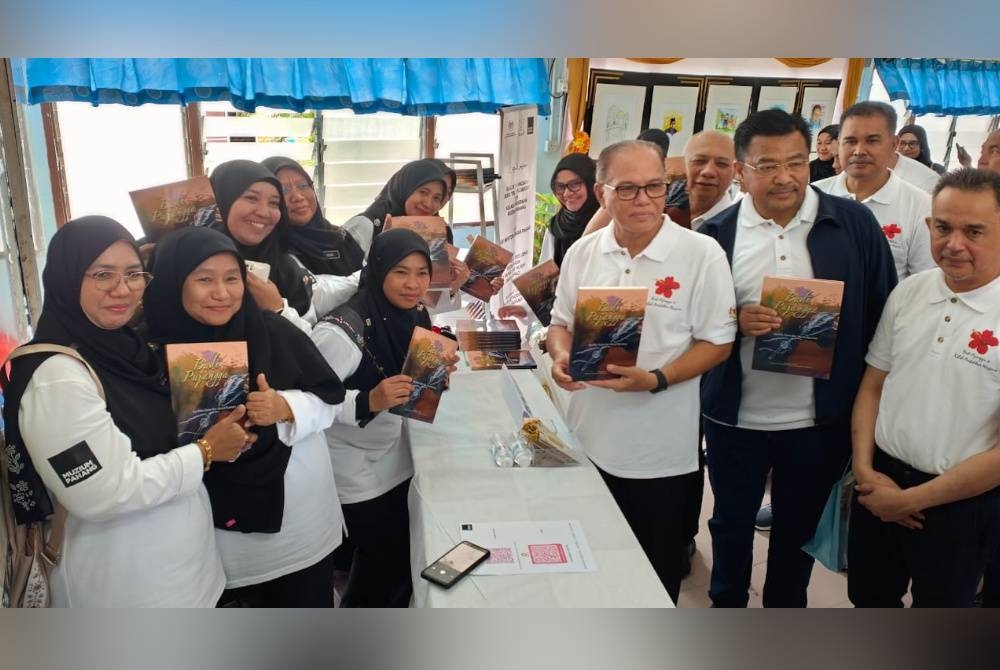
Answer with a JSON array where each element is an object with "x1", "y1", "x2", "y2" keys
[
  {"x1": 13, "y1": 58, "x2": 551, "y2": 116},
  {"x1": 874, "y1": 58, "x2": 1000, "y2": 116}
]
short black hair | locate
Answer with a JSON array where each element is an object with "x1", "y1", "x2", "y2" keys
[
  {"x1": 636, "y1": 128, "x2": 671, "y2": 156},
  {"x1": 818, "y1": 124, "x2": 839, "y2": 140},
  {"x1": 840, "y1": 101, "x2": 897, "y2": 135},
  {"x1": 733, "y1": 109, "x2": 811, "y2": 161},
  {"x1": 933, "y1": 167, "x2": 1000, "y2": 211}
]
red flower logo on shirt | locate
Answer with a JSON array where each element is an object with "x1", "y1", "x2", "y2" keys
[
  {"x1": 882, "y1": 223, "x2": 902, "y2": 240},
  {"x1": 968, "y1": 329, "x2": 999, "y2": 355},
  {"x1": 655, "y1": 276, "x2": 681, "y2": 298}
]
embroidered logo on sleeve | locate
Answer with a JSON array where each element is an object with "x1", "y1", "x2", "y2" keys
[
  {"x1": 47, "y1": 441, "x2": 102, "y2": 488},
  {"x1": 881, "y1": 223, "x2": 902, "y2": 240}
]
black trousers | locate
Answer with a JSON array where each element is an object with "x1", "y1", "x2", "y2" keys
[
  {"x1": 848, "y1": 448, "x2": 1000, "y2": 608},
  {"x1": 597, "y1": 466, "x2": 690, "y2": 603},
  {"x1": 703, "y1": 420, "x2": 849, "y2": 607},
  {"x1": 682, "y1": 435, "x2": 706, "y2": 544},
  {"x1": 339, "y1": 478, "x2": 413, "y2": 608},
  {"x1": 218, "y1": 550, "x2": 337, "y2": 607}
]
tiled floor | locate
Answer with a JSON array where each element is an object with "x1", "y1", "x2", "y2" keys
[{"x1": 676, "y1": 479, "x2": 855, "y2": 608}]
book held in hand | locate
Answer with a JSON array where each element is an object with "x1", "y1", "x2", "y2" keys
[
  {"x1": 165, "y1": 341, "x2": 249, "y2": 445},
  {"x1": 130, "y1": 175, "x2": 221, "y2": 242},
  {"x1": 512, "y1": 260, "x2": 560, "y2": 327},
  {"x1": 390, "y1": 326, "x2": 459, "y2": 424},
  {"x1": 751, "y1": 276, "x2": 844, "y2": 379},
  {"x1": 383, "y1": 215, "x2": 451, "y2": 289},
  {"x1": 460, "y1": 236, "x2": 513, "y2": 302},
  {"x1": 569, "y1": 287, "x2": 647, "y2": 381}
]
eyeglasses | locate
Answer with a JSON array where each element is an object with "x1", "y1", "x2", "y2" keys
[
  {"x1": 553, "y1": 179, "x2": 585, "y2": 195},
  {"x1": 84, "y1": 270, "x2": 153, "y2": 292},
  {"x1": 601, "y1": 181, "x2": 669, "y2": 201},
  {"x1": 280, "y1": 180, "x2": 313, "y2": 196},
  {"x1": 740, "y1": 160, "x2": 809, "y2": 177},
  {"x1": 898, "y1": 140, "x2": 921, "y2": 149}
]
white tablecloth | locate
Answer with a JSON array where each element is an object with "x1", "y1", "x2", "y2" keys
[{"x1": 407, "y1": 367, "x2": 674, "y2": 607}]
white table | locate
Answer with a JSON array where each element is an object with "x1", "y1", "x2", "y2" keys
[{"x1": 407, "y1": 367, "x2": 674, "y2": 607}]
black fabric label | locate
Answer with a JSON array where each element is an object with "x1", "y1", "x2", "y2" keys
[
  {"x1": 323, "y1": 250, "x2": 342, "y2": 260},
  {"x1": 48, "y1": 441, "x2": 102, "y2": 488}
]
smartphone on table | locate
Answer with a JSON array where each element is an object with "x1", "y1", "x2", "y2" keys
[{"x1": 420, "y1": 541, "x2": 491, "y2": 588}]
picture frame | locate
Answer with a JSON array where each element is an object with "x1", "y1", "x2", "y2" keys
[
  {"x1": 647, "y1": 85, "x2": 699, "y2": 157},
  {"x1": 799, "y1": 86, "x2": 840, "y2": 137},
  {"x1": 704, "y1": 84, "x2": 753, "y2": 136},
  {"x1": 588, "y1": 83, "x2": 646, "y2": 158}
]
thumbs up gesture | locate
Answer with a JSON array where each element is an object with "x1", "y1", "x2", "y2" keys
[{"x1": 246, "y1": 372, "x2": 294, "y2": 427}]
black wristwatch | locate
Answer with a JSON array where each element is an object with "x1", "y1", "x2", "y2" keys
[{"x1": 649, "y1": 368, "x2": 669, "y2": 394}]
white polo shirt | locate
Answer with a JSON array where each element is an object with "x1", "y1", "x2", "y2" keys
[
  {"x1": 731, "y1": 187, "x2": 819, "y2": 431},
  {"x1": 550, "y1": 215, "x2": 736, "y2": 478},
  {"x1": 690, "y1": 192, "x2": 736, "y2": 232},
  {"x1": 892, "y1": 153, "x2": 940, "y2": 194},
  {"x1": 813, "y1": 170, "x2": 934, "y2": 279},
  {"x1": 867, "y1": 269, "x2": 1000, "y2": 475}
]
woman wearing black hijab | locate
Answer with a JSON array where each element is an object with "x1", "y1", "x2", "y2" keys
[
  {"x1": 810, "y1": 124, "x2": 840, "y2": 182},
  {"x1": 540, "y1": 153, "x2": 600, "y2": 267},
  {"x1": 144, "y1": 226, "x2": 349, "y2": 607},
  {"x1": 342, "y1": 158, "x2": 450, "y2": 254},
  {"x1": 898, "y1": 124, "x2": 946, "y2": 174},
  {"x1": 2, "y1": 216, "x2": 249, "y2": 607},
  {"x1": 312, "y1": 228, "x2": 456, "y2": 607},
  {"x1": 261, "y1": 155, "x2": 365, "y2": 277},
  {"x1": 209, "y1": 159, "x2": 358, "y2": 332}
]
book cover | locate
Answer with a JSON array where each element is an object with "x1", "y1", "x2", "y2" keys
[
  {"x1": 164, "y1": 341, "x2": 249, "y2": 445},
  {"x1": 512, "y1": 260, "x2": 560, "y2": 327},
  {"x1": 460, "y1": 236, "x2": 513, "y2": 302},
  {"x1": 751, "y1": 276, "x2": 844, "y2": 379},
  {"x1": 464, "y1": 349, "x2": 537, "y2": 370},
  {"x1": 569, "y1": 287, "x2": 647, "y2": 381},
  {"x1": 130, "y1": 175, "x2": 221, "y2": 242},
  {"x1": 383, "y1": 215, "x2": 450, "y2": 289},
  {"x1": 390, "y1": 326, "x2": 458, "y2": 424},
  {"x1": 456, "y1": 319, "x2": 521, "y2": 352}
]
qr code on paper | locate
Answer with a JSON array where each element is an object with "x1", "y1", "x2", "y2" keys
[
  {"x1": 528, "y1": 543, "x2": 568, "y2": 564},
  {"x1": 486, "y1": 547, "x2": 514, "y2": 564}
]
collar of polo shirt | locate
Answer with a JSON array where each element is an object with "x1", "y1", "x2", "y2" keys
[
  {"x1": 928, "y1": 270, "x2": 1000, "y2": 312},
  {"x1": 598, "y1": 214, "x2": 675, "y2": 262}
]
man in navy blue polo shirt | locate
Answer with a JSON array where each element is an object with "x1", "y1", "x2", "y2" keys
[{"x1": 699, "y1": 109, "x2": 897, "y2": 607}]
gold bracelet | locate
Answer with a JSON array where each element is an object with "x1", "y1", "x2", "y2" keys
[{"x1": 196, "y1": 437, "x2": 213, "y2": 472}]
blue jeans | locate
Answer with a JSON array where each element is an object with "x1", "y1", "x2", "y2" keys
[{"x1": 704, "y1": 420, "x2": 849, "y2": 607}]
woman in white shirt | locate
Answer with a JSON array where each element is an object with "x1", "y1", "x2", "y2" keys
[
  {"x1": 312, "y1": 228, "x2": 457, "y2": 607},
  {"x1": 209, "y1": 160, "x2": 359, "y2": 333},
  {"x1": 144, "y1": 226, "x2": 350, "y2": 607},
  {"x1": 2, "y1": 216, "x2": 249, "y2": 607}
]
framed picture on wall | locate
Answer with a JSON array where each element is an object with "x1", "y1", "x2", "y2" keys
[
  {"x1": 704, "y1": 85, "x2": 753, "y2": 136},
  {"x1": 757, "y1": 85, "x2": 798, "y2": 114},
  {"x1": 648, "y1": 85, "x2": 699, "y2": 157},
  {"x1": 799, "y1": 86, "x2": 840, "y2": 136},
  {"x1": 588, "y1": 83, "x2": 647, "y2": 158}
]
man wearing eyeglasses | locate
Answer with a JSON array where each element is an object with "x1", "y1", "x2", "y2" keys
[
  {"x1": 547, "y1": 139, "x2": 737, "y2": 604},
  {"x1": 814, "y1": 101, "x2": 935, "y2": 280},
  {"x1": 698, "y1": 109, "x2": 896, "y2": 607}
]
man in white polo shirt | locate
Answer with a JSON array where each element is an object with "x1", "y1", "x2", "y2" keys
[
  {"x1": 814, "y1": 101, "x2": 935, "y2": 280},
  {"x1": 684, "y1": 130, "x2": 737, "y2": 231},
  {"x1": 547, "y1": 139, "x2": 737, "y2": 603},
  {"x1": 848, "y1": 168, "x2": 1000, "y2": 607}
]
